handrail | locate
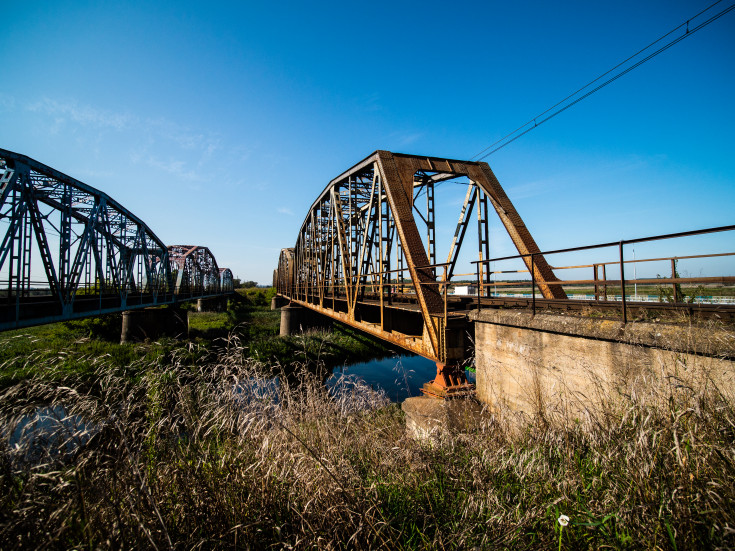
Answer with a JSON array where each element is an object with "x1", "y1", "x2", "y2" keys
[
  {"x1": 471, "y1": 224, "x2": 734, "y2": 320},
  {"x1": 471, "y1": 224, "x2": 735, "y2": 265}
]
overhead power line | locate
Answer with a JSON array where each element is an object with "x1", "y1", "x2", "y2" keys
[{"x1": 470, "y1": 0, "x2": 735, "y2": 162}]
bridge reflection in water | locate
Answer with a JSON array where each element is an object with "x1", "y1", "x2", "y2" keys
[
  {"x1": 276, "y1": 150, "x2": 735, "y2": 398},
  {"x1": 0, "y1": 149, "x2": 232, "y2": 331}
]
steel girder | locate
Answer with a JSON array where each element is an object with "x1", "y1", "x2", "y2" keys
[
  {"x1": 0, "y1": 149, "x2": 232, "y2": 330},
  {"x1": 277, "y1": 150, "x2": 565, "y2": 363}
]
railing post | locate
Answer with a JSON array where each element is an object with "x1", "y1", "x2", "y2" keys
[
  {"x1": 531, "y1": 253, "x2": 536, "y2": 316},
  {"x1": 671, "y1": 258, "x2": 680, "y2": 303},
  {"x1": 593, "y1": 263, "x2": 599, "y2": 301},
  {"x1": 443, "y1": 265, "x2": 448, "y2": 326},
  {"x1": 619, "y1": 241, "x2": 627, "y2": 324},
  {"x1": 476, "y1": 261, "x2": 481, "y2": 312}
]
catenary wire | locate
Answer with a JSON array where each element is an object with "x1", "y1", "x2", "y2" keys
[{"x1": 470, "y1": 0, "x2": 735, "y2": 162}]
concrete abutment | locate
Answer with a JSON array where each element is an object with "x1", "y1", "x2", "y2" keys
[{"x1": 469, "y1": 309, "x2": 735, "y2": 419}]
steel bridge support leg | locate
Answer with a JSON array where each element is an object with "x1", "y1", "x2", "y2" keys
[{"x1": 421, "y1": 362, "x2": 475, "y2": 399}]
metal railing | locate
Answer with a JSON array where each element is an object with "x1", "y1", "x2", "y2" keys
[{"x1": 472, "y1": 224, "x2": 735, "y2": 322}]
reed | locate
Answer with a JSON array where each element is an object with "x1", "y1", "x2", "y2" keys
[{"x1": 1, "y1": 331, "x2": 733, "y2": 549}]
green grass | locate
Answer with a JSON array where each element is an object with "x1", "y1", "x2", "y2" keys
[
  {"x1": 0, "y1": 317, "x2": 188, "y2": 389},
  {"x1": 0, "y1": 287, "x2": 396, "y2": 389}
]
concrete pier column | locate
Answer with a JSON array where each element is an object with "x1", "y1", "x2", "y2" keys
[
  {"x1": 120, "y1": 310, "x2": 138, "y2": 344},
  {"x1": 280, "y1": 304, "x2": 304, "y2": 336},
  {"x1": 280, "y1": 304, "x2": 334, "y2": 336},
  {"x1": 121, "y1": 306, "x2": 188, "y2": 343},
  {"x1": 167, "y1": 306, "x2": 188, "y2": 338},
  {"x1": 271, "y1": 295, "x2": 289, "y2": 310},
  {"x1": 196, "y1": 296, "x2": 226, "y2": 312},
  {"x1": 402, "y1": 396, "x2": 487, "y2": 440}
]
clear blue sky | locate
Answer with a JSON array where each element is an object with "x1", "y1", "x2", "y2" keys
[{"x1": 1, "y1": 1, "x2": 733, "y2": 284}]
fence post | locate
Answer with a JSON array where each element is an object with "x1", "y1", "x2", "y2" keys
[
  {"x1": 476, "y1": 262, "x2": 481, "y2": 312},
  {"x1": 531, "y1": 253, "x2": 536, "y2": 316},
  {"x1": 671, "y1": 258, "x2": 680, "y2": 303},
  {"x1": 619, "y1": 241, "x2": 627, "y2": 324}
]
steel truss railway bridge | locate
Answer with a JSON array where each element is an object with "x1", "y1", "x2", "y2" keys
[
  {"x1": 276, "y1": 151, "x2": 735, "y2": 398},
  {"x1": 0, "y1": 149, "x2": 233, "y2": 331}
]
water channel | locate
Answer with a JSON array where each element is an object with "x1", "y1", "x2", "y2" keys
[{"x1": 329, "y1": 354, "x2": 476, "y2": 402}]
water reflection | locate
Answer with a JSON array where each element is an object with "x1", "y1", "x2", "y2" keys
[
  {"x1": 6, "y1": 404, "x2": 97, "y2": 465},
  {"x1": 329, "y1": 355, "x2": 476, "y2": 402}
]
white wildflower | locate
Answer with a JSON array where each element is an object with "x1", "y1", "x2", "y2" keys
[{"x1": 558, "y1": 514, "x2": 570, "y2": 527}]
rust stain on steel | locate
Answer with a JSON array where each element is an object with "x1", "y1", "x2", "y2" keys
[
  {"x1": 467, "y1": 163, "x2": 566, "y2": 300},
  {"x1": 289, "y1": 297, "x2": 440, "y2": 361},
  {"x1": 376, "y1": 151, "x2": 443, "y2": 358},
  {"x1": 276, "y1": 150, "x2": 567, "y2": 380}
]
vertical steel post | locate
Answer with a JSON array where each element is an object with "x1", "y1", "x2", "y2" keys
[
  {"x1": 531, "y1": 253, "x2": 536, "y2": 316},
  {"x1": 378, "y1": 177, "x2": 385, "y2": 330},
  {"x1": 619, "y1": 241, "x2": 627, "y2": 324},
  {"x1": 476, "y1": 190, "x2": 490, "y2": 298},
  {"x1": 670, "y1": 258, "x2": 679, "y2": 303},
  {"x1": 443, "y1": 265, "x2": 448, "y2": 326},
  {"x1": 476, "y1": 261, "x2": 481, "y2": 312},
  {"x1": 593, "y1": 264, "x2": 599, "y2": 301},
  {"x1": 426, "y1": 178, "x2": 436, "y2": 268}
]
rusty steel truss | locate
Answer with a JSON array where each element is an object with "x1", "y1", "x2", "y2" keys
[
  {"x1": 0, "y1": 148, "x2": 233, "y2": 330},
  {"x1": 276, "y1": 151, "x2": 564, "y2": 397}
]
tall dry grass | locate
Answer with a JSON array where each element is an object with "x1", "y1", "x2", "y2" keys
[{"x1": 0, "y1": 333, "x2": 734, "y2": 549}]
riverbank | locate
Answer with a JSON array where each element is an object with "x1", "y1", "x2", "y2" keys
[{"x1": 1, "y1": 339, "x2": 734, "y2": 549}]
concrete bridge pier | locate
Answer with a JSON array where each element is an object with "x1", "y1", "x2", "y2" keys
[
  {"x1": 196, "y1": 296, "x2": 227, "y2": 312},
  {"x1": 280, "y1": 303, "x2": 334, "y2": 336},
  {"x1": 402, "y1": 396, "x2": 487, "y2": 440},
  {"x1": 121, "y1": 306, "x2": 188, "y2": 343},
  {"x1": 279, "y1": 304, "x2": 303, "y2": 336},
  {"x1": 271, "y1": 295, "x2": 289, "y2": 310}
]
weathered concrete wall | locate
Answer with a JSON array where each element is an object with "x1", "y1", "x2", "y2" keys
[
  {"x1": 402, "y1": 396, "x2": 488, "y2": 439},
  {"x1": 470, "y1": 310, "x2": 735, "y2": 418}
]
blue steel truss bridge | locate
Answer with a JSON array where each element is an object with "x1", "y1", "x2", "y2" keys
[{"x1": 0, "y1": 149, "x2": 233, "y2": 331}]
